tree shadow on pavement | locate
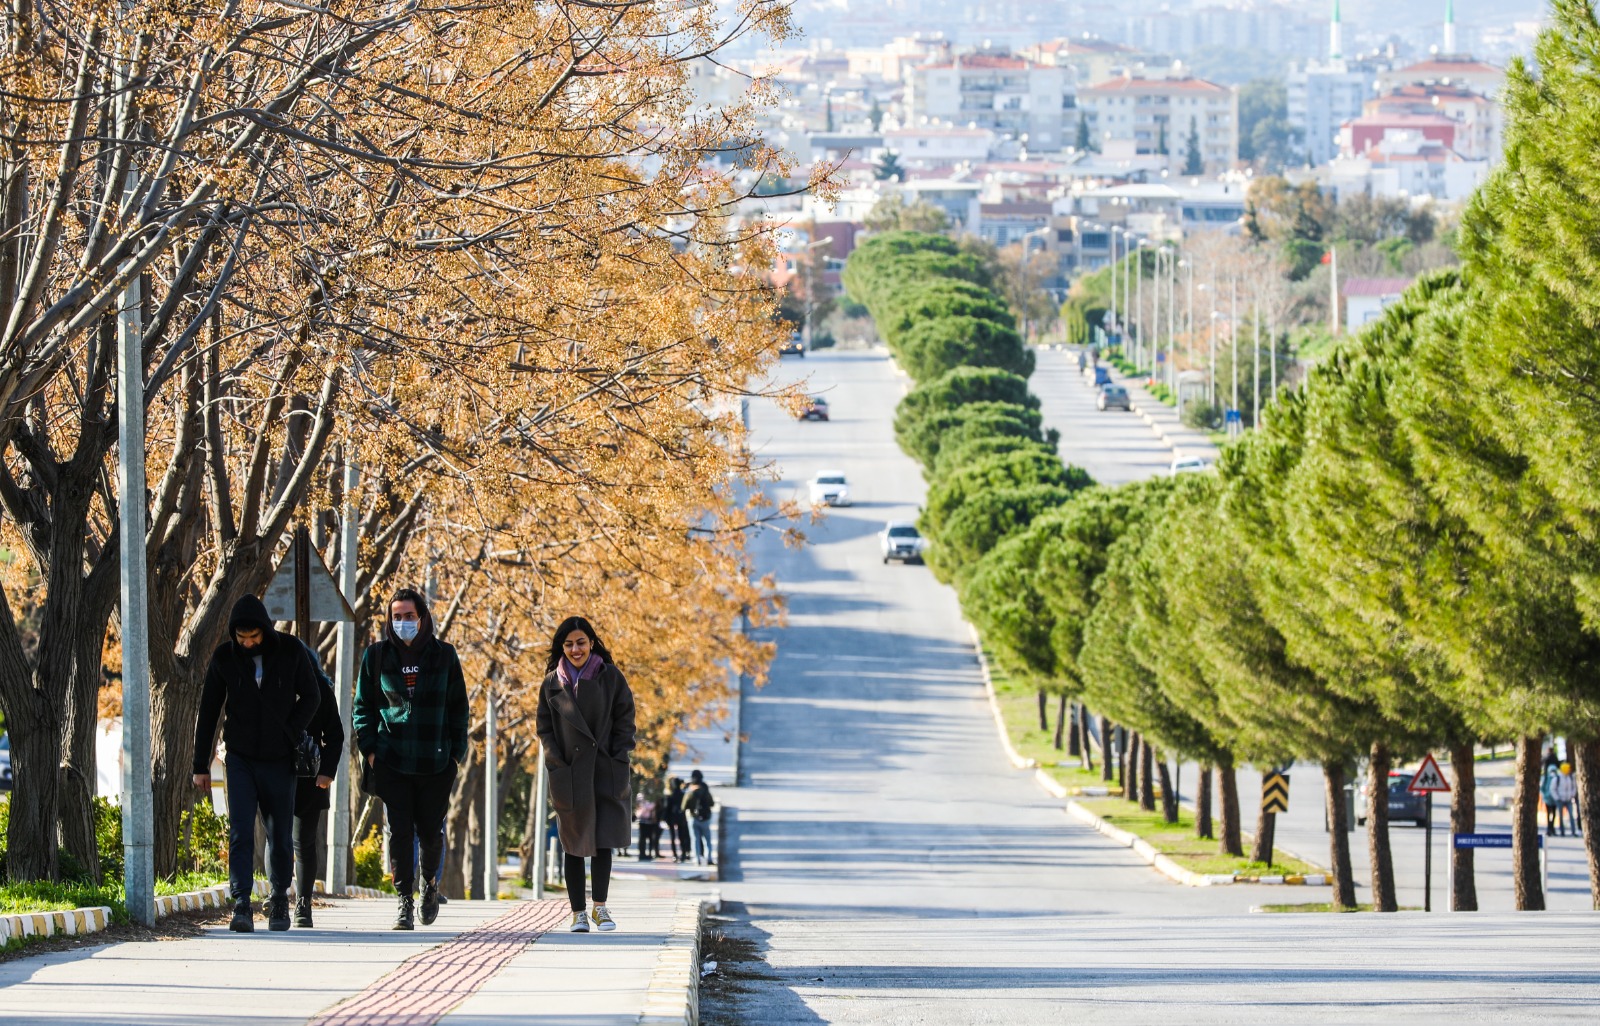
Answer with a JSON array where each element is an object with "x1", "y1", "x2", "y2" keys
[{"x1": 698, "y1": 901, "x2": 827, "y2": 1026}]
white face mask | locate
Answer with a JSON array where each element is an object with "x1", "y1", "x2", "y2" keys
[{"x1": 393, "y1": 619, "x2": 420, "y2": 642}]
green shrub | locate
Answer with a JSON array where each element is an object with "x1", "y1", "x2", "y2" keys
[
  {"x1": 896, "y1": 316, "x2": 1034, "y2": 382},
  {"x1": 922, "y1": 449, "x2": 1093, "y2": 541},
  {"x1": 353, "y1": 825, "x2": 394, "y2": 892},
  {"x1": 176, "y1": 799, "x2": 228, "y2": 877},
  {"x1": 1182, "y1": 400, "x2": 1224, "y2": 430},
  {"x1": 900, "y1": 401, "x2": 1050, "y2": 468}
]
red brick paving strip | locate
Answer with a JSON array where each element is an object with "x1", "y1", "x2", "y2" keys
[{"x1": 309, "y1": 899, "x2": 570, "y2": 1026}]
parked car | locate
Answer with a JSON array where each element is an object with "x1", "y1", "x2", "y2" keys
[
  {"x1": 1356, "y1": 770, "x2": 1428, "y2": 828},
  {"x1": 879, "y1": 522, "x2": 927, "y2": 564},
  {"x1": 779, "y1": 332, "x2": 805, "y2": 358},
  {"x1": 808, "y1": 470, "x2": 851, "y2": 507},
  {"x1": 1097, "y1": 384, "x2": 1131, "y2": 411},
  {"x1": 798, "y1": 396, "x2": 829, "y2": 421},
  {"x1": 1170, "y1": 456, "x2": 1210, "y2": 476},
  {"x1": 0, "y1": 732, "x2": 11, "y2": 792}
]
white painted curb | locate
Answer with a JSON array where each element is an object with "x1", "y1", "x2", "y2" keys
[
  {"x1": 0, "y1": 905, "x2": 113, "y2": 946},
  {"x1": 638, "y1": 891, "x2": 720, "y2": 1026}
]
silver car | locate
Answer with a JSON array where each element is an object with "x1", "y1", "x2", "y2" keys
[
  {"x1": 879, "y1": 522, "x2": 927, "y2": 564},
  {"x1": 1097, "y1": 384, "x2": 1131, "y2": 411}
]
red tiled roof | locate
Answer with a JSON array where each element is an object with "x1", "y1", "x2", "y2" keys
[
  {"x1": 1396, "y1": 58, "x2": 1502, "y2": 77},
  {"x1": 1083, "y1": 75, "x2": 1229, "y2": 94},
  {"x1": 1346, "y1": 113, "x2": 1460, "y2": 129},
  {"x1": 1343, "y1": 277, "x2": 1414, "y2": 297}
]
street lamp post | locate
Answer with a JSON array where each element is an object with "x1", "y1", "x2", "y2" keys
[
  {"x1": 1107, "y1": 227, "x2": 1118, "y2": 342},
  {"x1": 1253, "y1": 300, "x2": 1262, "y2": 430},
  {"x1": 1230, "y1": 272, "x2": 1239, "y2": 436},
  {"x1": 798, "y1": 235, "x2": 834, "y2": 350}
]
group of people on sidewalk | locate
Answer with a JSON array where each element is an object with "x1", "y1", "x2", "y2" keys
[
  {"x1": 629, "y1": 771, "x2": 716, "y2": 866},
  {"x1": 193, "y1": 590, "x2": 660, "y2": 937},
  {"x1": 1542, "y1": 746, "x2": 1584, "y2": 838}
]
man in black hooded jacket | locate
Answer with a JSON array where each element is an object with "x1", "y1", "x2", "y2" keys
[{"x1": 192, "y1": 594, "x2": 319, "y2": 932}]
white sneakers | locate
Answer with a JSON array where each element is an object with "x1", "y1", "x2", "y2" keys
[{"x1": 590, "y1": 904, "x2": 617, "y2": 932}]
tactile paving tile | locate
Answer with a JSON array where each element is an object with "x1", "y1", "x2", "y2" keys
[{"x1": 309, "y1": 899, "x2": 570, "y2": 1026}]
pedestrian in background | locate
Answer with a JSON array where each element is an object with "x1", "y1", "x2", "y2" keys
[
  {"x1": 684, "y1": 769, "x2": 716, "y2": 866},
  {"x1": 635, "y1": 792, "x2": 661, "y2": 861},
  {"x1": 1542, "y1": 757, "x2": 1563, "y2": 837},
  {"x1": 536, "y1": 616, "x2": 637, "y2": 934},
  {"x1": 1554, "y1": 763, "x2": 1580, "y2": 837},
  {"x1": 292, "y1": 640, "x2": 345, "y2": 928},
  {"x1": 192, "y1": 595, "x2": 320, "y2": 933},
  {"x1": 353, "y1": 587, "x2": 469, "y2": 931},
  {"x1": 663, "y1": 777, "x2": 691, "y2": 863}
]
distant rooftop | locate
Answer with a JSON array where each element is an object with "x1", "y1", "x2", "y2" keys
[{"x1": 1343, "y1": 277, "x2": 1414, "y2": 298}]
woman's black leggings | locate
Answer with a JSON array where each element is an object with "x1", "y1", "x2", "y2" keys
[{"x1": 564, "y1": 849, "x2": 612, "y2": 911}]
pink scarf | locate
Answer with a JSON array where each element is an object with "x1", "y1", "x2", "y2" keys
[{"x1": 557, "y1": 653, "x2": 602, "y2": 694}]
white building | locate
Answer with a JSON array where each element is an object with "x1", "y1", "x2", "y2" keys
[
  {"x1": 1343, "y1": 277, "x2": 1414, "y2": 328},
  {"x1": 1288, "y1": 57, "x2": 1382, "y2": 167},
  {"x1": 881, "y1": 126, "x2": 996, "y2": 165},
  {"x1": 1078, "y1": 74, "x2": 1238, "y2": 173},
  {"x1": 905, "y1": 54, "x2": 1077, "y2": 153}
]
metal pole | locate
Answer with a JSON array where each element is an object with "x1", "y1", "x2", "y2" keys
[
  {"x1": 1447, "y1": 829, "x2": 1454, "y2": 912},
  {"x1": 329, "y1": 458, "x2": 359, "y2": 894},
  {"x1": 1230, "y1": 274, "x2": 1239, "y2": 432},
  {"x1": 484, "y1": 690, "x2": 498, "y2": 900},
  {"x1": 1108, "y1": 229, "x2": 1117, "y2": 339},
  {"x1": 530, "y1": 751, "x2": 549, "y2": 897},
  {"x1": 1168, "y1": 249, "x2": 1178, "y2": 390},
  {"x1": 1424, "y1": 791, "x2": 1433, "y2": 912},
  {"x1": 116, "y1": 224, "x2": 154, "y2": 928},
  {"x1": 1135, "y1": 246, "x2": 1143, "y2": 371},
  {"x1": 1270, "y1": 305, "x2": 1278, "y2": 406},
  {"x1": 1208, "y1": 267, "x2": 1217, "y2": 406},
  {"x1": 1253, "y1": 301, "x2": 1261, "y2": 430}
]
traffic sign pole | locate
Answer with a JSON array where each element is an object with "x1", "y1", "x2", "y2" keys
[
  {"x1": 1424, "y1": 792, "x2": 1433, "y2": 912},
  {"x1": 1406, "y1": 753, "x2": 1452, "y2": 913}
]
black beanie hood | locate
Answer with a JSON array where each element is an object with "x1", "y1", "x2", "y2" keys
[{"x1": 228, "y1": 594, "x2": 275, "y2": 637}]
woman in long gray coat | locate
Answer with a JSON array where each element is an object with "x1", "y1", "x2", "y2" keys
[{"x1": 535, "y1": 615, "x2": 637, "y2": 933}]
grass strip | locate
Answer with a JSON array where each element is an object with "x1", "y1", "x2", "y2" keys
[{"x1": 985, "y1": 647, "x2": 1326, "y2": 878}]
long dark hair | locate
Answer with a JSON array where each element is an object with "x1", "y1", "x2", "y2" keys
[
  {"x1": 545, "y1": 615, "x2": 614, "y2": 673},
  {"x1": 387, "y1": 586, "x2": 435, "y2": 644}
]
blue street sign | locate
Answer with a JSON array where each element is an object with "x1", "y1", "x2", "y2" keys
[
  {"x1": 1156, "y1": 351, "x2": 1166, "y2": 363},
  {"x1": 1224, "y1": 409, "x2": 1242, "y2": 424},
  {"x1": 1454, "y1": 833, "x2": 1542, "y2": 849}
]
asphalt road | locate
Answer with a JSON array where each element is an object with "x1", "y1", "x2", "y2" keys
[{"x1": 704, "y1": 349, "x2": 1600, "y2": 1024}]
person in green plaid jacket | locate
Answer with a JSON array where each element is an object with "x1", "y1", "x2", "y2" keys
[{"x1": 352, "y1": 586, "x2": 469, "y2": 930}]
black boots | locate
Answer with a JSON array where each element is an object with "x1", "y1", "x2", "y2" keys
[
  {"x1": 394, "y1": 893, "x2": 416, "y2": 931},
  {"x1": 420, "y1": 883, "x2": 441, "y2": 926},
  {"x1": 267, "y1": 892, "x2": 291, "y2": 932},
  {"x1": 294, "y1": 897, "x2": 313, "y2": 929},
  {"x1": 229, "y1": 899, "x2": 254, "y2": 933}
]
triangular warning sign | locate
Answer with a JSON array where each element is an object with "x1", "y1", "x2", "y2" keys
[
  {"x1": 1407, "y1": 753, "x2": 1451, "y2": 794},
  {"x1": 263, "y1": 538, "x2": 356, "y2": 624}
]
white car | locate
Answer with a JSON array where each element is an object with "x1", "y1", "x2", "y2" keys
[
  {"x1": 808, "y1": 470, "x2": 851, "y2": 507},
  {"x1": 879, "y1": 522, "x2": 928, "y2": 564},
  {"x1": 1170, "y1": 455, "x2": 1211, "y2": 476}
]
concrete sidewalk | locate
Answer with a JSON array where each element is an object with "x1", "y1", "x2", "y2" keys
[{"x1": 0, "y1": 877, "x2": 713, "y2": 1026}]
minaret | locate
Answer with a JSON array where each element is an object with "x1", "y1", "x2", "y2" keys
[
  {"x1": 1329, "y1": 0, "x2": 1344, "y2": 60},
  {"x1": 1443, "y1": 0, "x2": 1457, "y2": 55}
]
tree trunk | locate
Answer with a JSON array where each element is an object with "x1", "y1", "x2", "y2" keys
[
  {"x1": 0, "y1": 692, "x2": 62, "y2": 881},
  {"x1": 519, "y1": 770, "x2": 541, "y2": 887},
  {"x1": 1367, "y1": 742, "x2": 1397, "y2": 912},
  {"x1": 1250, "y1": 806, "x2": 1276, "y2": 865},
  {"x1": 1512, "y1": 734, "x2": 1546, "y2": 911},
  {"x1": 1139, "y1": 738, "x2": 1156, "y2": 812},
  {"x1": 467, "y1": 779, "x2": 486, "y2": 901},
  {"x1": 1573, "y1": 737, "x2": 1600, "y2": 910},
  {"x1": 1450, "y1": 742, "x2": 1478, "y2": 912},
  {"x1": 1099, "y1": 715, "x2": 1111, "y2": 780},
  {"x1": 1217, "y1": 753, "x2": 1243, "y2": 857},
  {"x1": 1037, "y1": 689, "x2": 1048, "y2": 732},
  {"x1": 59, "y1": 610, "x2": 114, "y2": 882},
  {"x1": 1324, "y1": 761, "x2": 1357, "y2": 910},
  {"x1": 1196, "y1": 764, "x2": 1214, "y2": 840},
  {"x1": 1156, "y1": 758, "x2": 1178, "y2": 824},
  {"x1": 442, "y1": 747, "x2": 485, "y2": 900},
  {"x1": 1080, "y1": 705, "x2": 1094, "y2": 771},
  {"x1": 1061, "y1": 696, "x2": 1074, "y2": 754},
  {"x1": 1125, "y1": 731, "x2": 1140, "y2": 803}
]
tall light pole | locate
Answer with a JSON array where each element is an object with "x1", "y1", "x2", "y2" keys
[
  {"x1": 1108, "y1": 227, "x2": 1118, "y2": 342},
  {"x1": 1167, "y1": 245, "x2": 1178, "y2": 391},
  {"x1": 1252, "y1": 300, "x2": 1261, "y2": 430},
  {"x1": 1230, "y1": 272, "x2": 1239, "y2": 434}
]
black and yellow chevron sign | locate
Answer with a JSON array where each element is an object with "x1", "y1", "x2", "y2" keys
[{"x1": 1261, "y1": 771, "x2": 1290, "y2": 814}]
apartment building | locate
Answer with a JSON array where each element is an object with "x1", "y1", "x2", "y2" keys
[
  {"x1": 905, "y1": 54, "x2": 1076, "y2": 152},
  {"x1": 1078, "y1": 74, "x2": 1238, "y2": 172}
]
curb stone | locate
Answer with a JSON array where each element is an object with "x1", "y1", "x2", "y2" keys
[
  {"x1": 0, "y1": 906, "x2": 113, "y2": 946},
  {"x1": 637, "y1": 891, "x2": 719, "y2": 1026}
]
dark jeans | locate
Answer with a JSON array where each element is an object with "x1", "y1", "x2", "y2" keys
[
  {"x1": 667, "y1": 816, "x2": 690, "y2": 859},
  {"x1": 638, "y1": 822, "x2": 661, "y2": 859},
  {"x1": 564, "y1": 849, "x2": 612, "y2": 911},
  {"x1": 225, "y1": 752, "x2": 295, "y2": 903},
  {"x1": 375, "y1": 761, "x2": 456, "y2": 895},
  {"x1": 293, "y1": 808, "x2": 323, "y2": 899}
]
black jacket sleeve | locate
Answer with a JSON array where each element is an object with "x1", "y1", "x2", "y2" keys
[
  {"x1": 535, "y1": 677, "x2": 568, "y2": 769},
  {"x1": 285, "y1": 639, "x2": 320, "y2": 737},
  {"x1": 445, "y1": 644, "x2": 470, "y2": 765},
  {"x1": 192, "y1": 652, "x2": 229, "y2": 775},
  {"x1": 315, "y1": 677, "x2": 345, "y2": 778}
]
